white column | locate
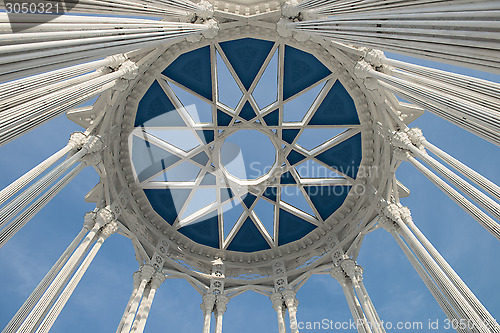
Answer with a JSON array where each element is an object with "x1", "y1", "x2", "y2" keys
[
  {"x1": 283, "y1": 289, "x2": 300, "y2": 333},
  {"x1": 270, "y1": 293, "x2": 286, "y2": 333},
  {"x1": 116, "y1": 271, "x2": 142, "y2": 333},
  {"x1": 201, "y1": 293, "x2": 216, "y2": 333},
  {"x1": 1, "y1": 220, "x2": 90, "y2": 333},
  {"x1": 0, "y1": 132, "x2": 85, "y2": 206},
  {"x1": 381, "y1": 204, "x2": 490, "y2": 333},
  {"x1": 408, "y1": 156, "x2": 500, "y2": 240},
  {"x1": 15, "y1": 210, "x2": 105, "y2": 333},
  {"x1": 385, "y1": 220, "x2": 467, "y2": 332},
  {"x1": 0, "y1": 163, "x2": 86, "y2": 248},
  {"x1": 342, "y1": 260, "x2": 383, "y2": 333},
  {"x1": 330, "y1": 266, "x2": 367, "y2": 333},
  {"x1": 119, "y1": 265, "x2": 156, "y2": 333},
  {"x1": 214, "y1": 295, "x2": 229, "y2": 333},
  {"x1": 35, "y1": 222, "x2": 118, "y2": 333},
  {"x1": 288, "y1": 1, "x2": 500, "y2": 73},
  {"x1": 354, "y1": 267, "x2": 386, "y2": 333},
  {"x1": 398, "y1": 207, "x2": 500, "y2": 332},
  {"x1": 130, "y1": 271, "x2": 166, "y2": 333}
]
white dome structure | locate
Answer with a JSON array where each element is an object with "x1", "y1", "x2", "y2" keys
[{"x1": 0, "y1": 1, "x2": 499, "y2": 332}]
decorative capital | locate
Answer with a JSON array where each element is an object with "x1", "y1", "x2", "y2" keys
[
  {"x1": 201, "y1": 293, "x2": 216, "y2": 314},
  {"x1": 408, "y1": 127, "x2": 426, "y2": 148},
  {"x1": 378, "y1": 216, "x2": 398, "y2": 233},
  {"x1": 330, "y1": 266, "x2": 347, "y2": 286},
  {"x1": 118, "y1": 60, "x2": 139, "y2": 80},
  {"x1": 68, "y1": 132, "x2": 86, "y2": 150},
  {"x1": 282, "y1": 289, "x2": 297, "y2": 308},
  {"x1": 201, "y1": 18, "x2": 219, "y2": 39},
  {"x1": 281, "y1": 0, "x2": 301, "y2": 18},
  {"x1": 353, "y1": 60, "x2": 373, "y2": 80},
  {"x1": 106, "y1": 53, "x2": 127, "y2": 70},
  {"x1": 150, "y1": 271, "x2": 166, "y2": 289},
  {"x1": 340, "y1": 258, "x2": 356, "y2": 278},
  {"x1": 83, "y1": 135, "x2": 104, "y2": 154},
  {"x1": 398, "y1": 204, "x2": 413, "y2": 225},
  {"x1": 196, "y1": 0, "x2": 214, "y2": 20},
  {"x1": 215, "y1": 295, "x2": 229, "y2": 313},
  {"x1": 132, "y1": 270, "x2": 142, "y2": 288},
  {"x1": 140, "y1": 264, "x2": 156, "y2": 282},
  {"x1": 270, "y1": 292, "x2": 284, "y2": 312},
  {"x1": 101, "y1": 221, "x2": 118, "y2": 239},
  {"x1": 364, "y1": 49, "x2": 386, "y2": 68},
  {"x1": 95, "y1": 207, "x2": 115, "y2": 228},
  {"x1": 83, "y1": 211, "x2": 96, "y2": 230},
  {"x1": 392, "y1": 131, "x2": 412, "y2": 149},
  {"x1": 277, "y1": 18, "x2": 293, "y2": 38},
  {"x1": 354, "y1": 265, "x2": 364, "y2": 281}
]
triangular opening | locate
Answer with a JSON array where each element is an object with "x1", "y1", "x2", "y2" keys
[
  {"x1": 144, "y1": 189, "x2": 191, "y2": 225},
  {"x1": 162, "y1": 46, "x2": 212, "y2": 101},
  {"x1": 242, "y1": 193, "x2": 257, "y2": 208},
  {"x1": 135, "y1": 80, "x2": 187, "y2": 127},
  {"x1": 280, "y1": 171, "x2": 296, "y2": 185},
  {"x1": 195, "y1": 130, "x2": 214, "y2": 144},
  {"x1": 280, "y1": 187, "x2": 314, "y2": 215},
  {"x1": 151, "y1": 161, "x2": 200, "y2": 182},
  {"x1": 315, "y1": 133, "x2": 362, "y2": 179},
  {"x1": 304, "y1": 185, "x2": 351, "y2": 220},
  {"x1": 178, "y1": 215, "x2": 219, "y2": 249},
  {"x1": 181, "y1": 188, "x2": 217, "y2": 219},
  {"x1": 263, "y1": 187, "x2": 277, "y2": 202},
  {"x1": 296, "y1": 159, "x2": 343, "y2": 179},
  {"x1": 219, "y1": 38, "x2": 275, "y2": 90},
  {"x1": 169, "y1": 81, "x2": 213, "y2": 123},
  {"x1": 146, "y1": 129, "x2": 201, "y2": 152},
  {"x1": 191, "y1": 151, "x2": 210, "y2": 166},
  {"x1": 131, "y1": 135, "x2": 181, "y2": 182},
  {"x1": 296, "y1": 128, "x2": 347, "y2": 151},
  {"x1": 200, "y1": 172, "x2": 216, "y2": 185},
  {"x1": 278, "y1": 209, "x2": 317, "y2": 246},
  {"x1": 216, "y1": 50, "x2": 242, "y2": 109},
  {"x1": 263, "y1": 109, "x2": 279, "y2": 126},
  {"x1": 282, "y1": 129, "x2": 300, "y2": 144},
  {"x1": 283, "y1": 81, "x2": 325, "y2": 122},
  {"x1": 309, "y1": 80, "x2": 360, "y2": 125},
  {"x1": 222, "y1": 201, "x2": 244, "y2": 239},
  {"x1": 239, "y1": 101, "x2": 257, "y2": 121},
  {"x1": 227, "y1": 217, "x2": 271, "y2": 252},
  {"x1": 217, "y1": 109, "x2": 233, "y2": 126},
  {"x1": 253, "y1": 49, "x2": 278, "y2": 109},
  {"x1": 252, "y1": 198, "x2": 275, "y2": 239},
  {"x1": 286, "y1": 150, "x2": 307, "y2": 166},
  {"x1": 283, "y1": 45, "x2": 331, "y2": 100}
]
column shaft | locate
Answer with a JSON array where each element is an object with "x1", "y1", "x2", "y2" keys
[
  {"x1": 119, "y1": 279, "x2": 149, "y2": 333},
  {"x1": 34, "y1": 232, "x2": 108, "y2": 333},
  {"x1": 16, "y1": 222, "x2": 100, "y2": 333},
  {"x1": 1, "y1": 226, "x2": 87, "y2": 333},
  {"x1": 0, "y1": 163, "x2": 86, "y2": 248}
]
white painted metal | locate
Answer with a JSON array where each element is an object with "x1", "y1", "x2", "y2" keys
[{"x1": 0, "y1": 1, "x2": 499, "y2": 332}]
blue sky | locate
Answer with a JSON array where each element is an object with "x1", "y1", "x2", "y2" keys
[{"x1": 0, "y1": 52, "x2": 499, "y2": 333}]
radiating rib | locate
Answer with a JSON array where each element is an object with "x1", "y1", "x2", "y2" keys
[{"x1": 287, "y1": 1, "x2": 500, "y2": 73}]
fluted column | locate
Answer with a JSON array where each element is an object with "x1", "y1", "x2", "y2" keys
[
  {"x1": 0, "y1": 132, "x2": 85, "y2": 206},
  {"x1": 330, "y1": 266, "x2": 367, "y2": 333},
  {"x1": 1, "y1": 218, "x2": 91, "y2": 333},
  {"x1": 283, "y1": 289, "x2": 300, "y2": 333},
  {"x1": 35, "y1": 222, "x2": 118, "y2": 333},
  {"x1": 201, "y1": 293, "x2": 216, "y2": 333},
  {"x1": 354, "y1": 266, "x2": 386, "y2": 333},
  {"x1": 119, "y1": 265, "x2": 156, "y2": 333},
  {"x1": 270, "y1": 293, "x2": 286, "y2": 333},
  {"x1": 15, "y1": 210, "x2": 108, "y2": 333},
  {"x1": 380, "y1": 203, "x2": 492, "y2": 333},
  {"x1": 342, "y1": 260, "x2": 383, "y2": 333},
  {"x1": 214, "y1": 295, "x2": 229, "y2": 333},
  {"x1": 130, "y1": 271, "x2": 166, "y2": 333},
  {"x1": 116, "y1": 271, "x2": 142, "y2": 333}
]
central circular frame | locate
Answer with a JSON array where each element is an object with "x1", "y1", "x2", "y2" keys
[{"x1": 114, "y1": 24, "x2": 384, "y2": 269}]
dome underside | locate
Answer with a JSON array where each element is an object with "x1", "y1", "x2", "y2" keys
[{"x1": 130, "y1": 37, "x2": 363, "y2": 253}]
